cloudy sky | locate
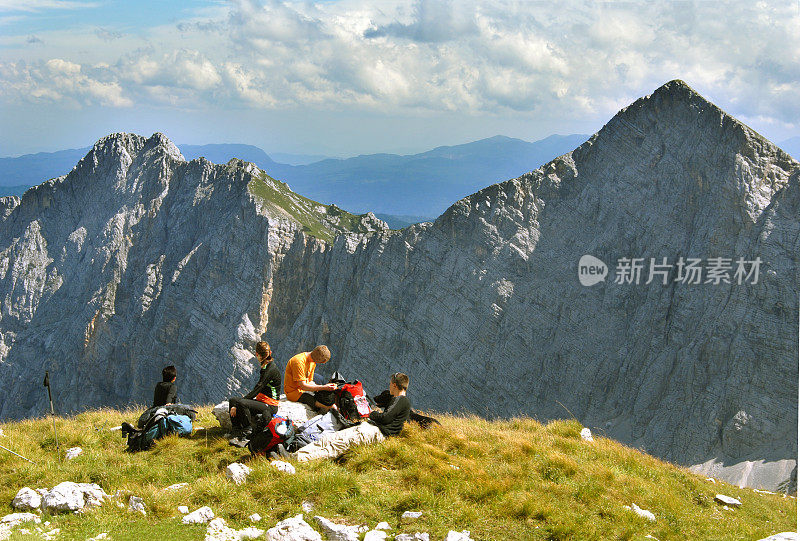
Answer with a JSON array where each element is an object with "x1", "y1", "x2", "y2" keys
[{"x1": 1, "y1": 0, "x2": 798, "y2": 157}]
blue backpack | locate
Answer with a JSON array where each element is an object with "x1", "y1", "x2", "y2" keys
[
  {"x1": 160, "y1": 414, "x2": 193, "y2": 437},
  {"x1": 124, "y1": 411, "x2": 192, "y2": 452}
]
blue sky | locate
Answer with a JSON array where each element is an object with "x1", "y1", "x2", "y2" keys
[{"x1": 1, "y1": 0, "x2": 798, "y2": 157}]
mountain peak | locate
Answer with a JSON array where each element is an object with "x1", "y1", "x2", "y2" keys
[
  {"x1": 652, "y1": 78, "x2": 697, "y2": 99},
  {"x1": 88, "y1": 132, "x2": 185, "y2": 165}
]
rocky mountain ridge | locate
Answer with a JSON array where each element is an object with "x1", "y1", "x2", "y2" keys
[{"x1": 0, "y1": 80, "x2": 796, "y2": 491}]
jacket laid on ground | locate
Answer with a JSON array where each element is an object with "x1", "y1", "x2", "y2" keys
[
  {"x1": 152, "y1": 381, "x2": 177, "y2": 407},
  {"x1": 368, "y1": 395, "x2": 411, "y2": 437}
]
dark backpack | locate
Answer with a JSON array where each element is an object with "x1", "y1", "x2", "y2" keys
[
  {"x1": 123, "y1": 412, "x2": 193, "y2": 452},
  {"x1": 336, "y1": 381, "x2": 371, "y2": 421},
  {"x1": 247, "y1": 416, "x2": 296, "y2": 456},
  {"x1": 136, "y1": 404, "x2": 197, "y2": 429}
]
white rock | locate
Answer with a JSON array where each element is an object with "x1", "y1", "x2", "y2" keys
[
  {"x1": 706, "y1": 477, "x2": 717, "y2": 483},
  {"x1": 277, "y1": 400, "x2": 314, "y2": 426},
  {"x1": 65, "y1": 447, "x2": 83, "y2": 460},
  {"x1": 42, "y1": 528, "x2": 60, "y2": 540},
  {"x1": 272, "y1": 460, "x2": 296, "y2": 474},
  {"x1": 301, "y1": 501, "x2": 314, "y2": 513},
  {"x1": 364, "y1": 531, "x2": 387, "y2": 541},
  {"x1": 249, "y1": 513, "x2": 262, "y2": 523},
  {"x1": 395, "y1": 534, "x2": 429, "y2": 541},
  {"x1": 178, "y1": 506, "x2": 189, "y2": 514},
  {"x1": 580, "y1": 428, "x2": 593, "y2": 442},
  {"x1": 237, "y1": 527, "x2": 265, "y2": 540},
  {"x1": 445, "y1": 531, "x2": 473, "y2": 541},
  {"x1": 314, "y1": 515, "x2": 364, "y2": 541},
  {"x1": 87, "y1": 533, "x2": 109, "y2": 541},
  {"x1": 265, "y1": 514, "x2": 322, "y2": 541},
  {"x1": 753, "y1": 489, "x2": 775, "y2": 495},
  {"x1": 401, "y1": 511, "x2": 422, "y2": 519},
  {"x1": 714, "y1": 494, "x2": 742, "y2": 507},
  {"x1": 449, "y1": 465, "x2": 460, "y2": 470},
  {"x1": 128, "y1": 496, "x2": 146, "y2": 516},
  {"x1": 628, "y1": 503, "x2": 656, "y2": 521},
  {"x1": 374, "y1": 522, "x2": 390, "y2": 531},
  {"x1": 0, "y1": 428, "x2": 4, "y2": 437},
  {"x1": 12, "y1": 487, "x2": 41, "y2": 511},
  {"x1": 164, "y1": 482, "x2": 189, "y2": 491},
  {"x1": 205, "y1": 517, "x2": 264, "y2": 541},
  {"x1": 757, "y1": 534, "x2": 798, "y2": 541},
  {"x1": 212, "y1": 401, "x2": 233, "y2": 432},
  {"x1": 226, "y1": 462, "x2": 253, "y2": 485},
  {"x1": 43, "y1": 482, "x2": 108, "y2": 513},
  {"x1": 182, "y1": 506, "x2": 215, "y2": 525},
  {"x1": 1, "y1": 513, "x2": 41, "y2": 526}
]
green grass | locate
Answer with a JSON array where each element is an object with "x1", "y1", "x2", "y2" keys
[
  {"x1": 245, "y1": 167, "x2": 378, "y2": 242},
  {"x1": 0, "y1": 409, "x2": 795, "y2": 540}
]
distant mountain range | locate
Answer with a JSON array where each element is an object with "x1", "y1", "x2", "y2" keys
[{"x1": 0, "y1": 135, "x2": 590, "y2": 217}]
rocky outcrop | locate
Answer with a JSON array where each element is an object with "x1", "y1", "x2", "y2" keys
[{"x1": 0, "y1": 80, "x2": 796, "y2": 491}]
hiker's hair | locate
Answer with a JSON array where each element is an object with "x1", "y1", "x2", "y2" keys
[
  {"x1": 162, "y1": 365, "x2": 177, "y2": 382},
  {"x1": 391, "y1": 372, "x2": 410, "y2": 391},
  {"x1": 311, "y1": 345, "x2": 331, "y2": 363},
  {"x1": 255, "y1": 341, "x2": 272, "y2": 362}
]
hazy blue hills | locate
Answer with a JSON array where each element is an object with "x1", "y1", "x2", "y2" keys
[
  {"x1": 264, "y1": 134, "x2": 589, "y2": 215},
  {"x1": 179, "y1": 143, "x2": 278, "y2": 168},
  {"x1": 0, "y1": 134, "x2": 589, "y2": 217},
  {"x1": 0, "y1": 147, "x2": 89, "y2": 189}
]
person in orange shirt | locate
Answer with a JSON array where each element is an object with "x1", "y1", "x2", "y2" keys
[{"x1": 284, "y1": 345, "x2": 337, "y2": 412}]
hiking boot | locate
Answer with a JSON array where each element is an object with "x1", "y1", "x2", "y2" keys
[
  {"x1": 277, "y1": 443, "x2": 291, "y2": 460},
  {"x1": 228, "y1": 436, "x2": 249, "y2": 448},
  {"x1": 121, "y1": 422, "x2": 134, "y2": 436}
]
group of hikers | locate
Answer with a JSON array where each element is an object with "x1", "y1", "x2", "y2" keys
[{"x1": 131, "y1": 341, "x2": 413, "y2": 462}]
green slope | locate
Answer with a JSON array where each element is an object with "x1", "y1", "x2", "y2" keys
[
  {"x1": 246, "y1": 165, "x2": 384, "y2": 243},
  {"x1": 0, "y1": 407, "x2": 794, "y2": 540}
]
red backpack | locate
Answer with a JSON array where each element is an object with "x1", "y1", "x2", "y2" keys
[
  {"x1": 247, "y1": 416, "x2": 296, "y2": 456},
  {"x1": 336, "y1": 381, "x2": 372, "y2": 421}
]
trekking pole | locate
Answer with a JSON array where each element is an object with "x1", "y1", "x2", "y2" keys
[
  {"x1": 0, "y1": 444, "x2": 35, "y2": 464},
  {"x1": 43, "y1": 371, "x2": 60, "y2": 455}
]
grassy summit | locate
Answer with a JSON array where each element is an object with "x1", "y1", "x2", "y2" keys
[
  {"x1": 0, "y1": 408, "x2": 795, "y2": 540},
  {"x1": 246, "y1": 166, "x2": 382, "y2": 242}
]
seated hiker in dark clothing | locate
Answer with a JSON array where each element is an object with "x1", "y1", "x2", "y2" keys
[
  {"x1": 293, "y1": 372, "x2": 411, "y2": 462},
  {"x1": 229, "y1": 341, "x2": 281, "y2": 441},
  {"x1": 152, "y1": 365, "x2": 178, "y2": 407}
]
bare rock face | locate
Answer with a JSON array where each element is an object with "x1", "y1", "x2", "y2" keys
[
  {"x1": 0, "y1": 81, "x2": 796, "y2": 491},
  {"x1": 0, "y1": 132, "x2": 383, "y2": 417},
  {"x1": 267, "y1": 81, "x2": 798, "y2": 491}
]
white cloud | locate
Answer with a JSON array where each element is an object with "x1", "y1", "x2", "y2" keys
[
  {"x1": 0, "y1": 0, "x2": 797, "y2": 131},
  {"x1": 1, "y1": 57, "x2": 132, "y2": 107}
]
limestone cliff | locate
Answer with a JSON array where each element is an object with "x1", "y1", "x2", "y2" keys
[{"x1": 0, "y1": 80, "x2": 796, "y2": 491}]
